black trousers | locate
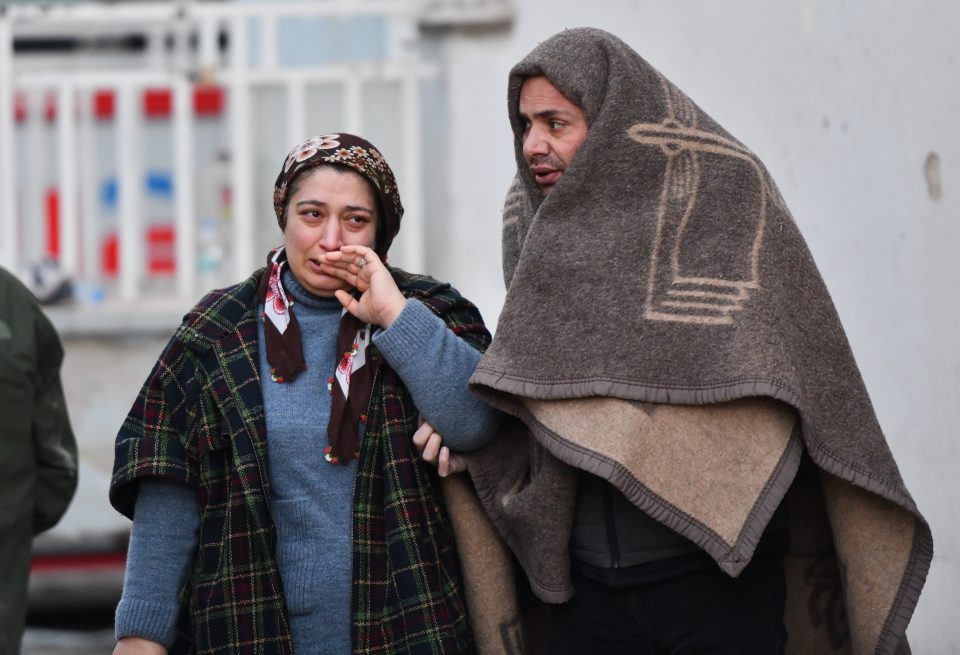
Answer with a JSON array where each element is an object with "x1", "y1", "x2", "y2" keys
[{"x1": 545, "y1": 554, "x2": 787, "y2": 655}]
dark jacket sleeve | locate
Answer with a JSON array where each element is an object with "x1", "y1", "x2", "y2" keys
[{"x1": 31, "y1": 306, "x2": 79, "y2": 535}]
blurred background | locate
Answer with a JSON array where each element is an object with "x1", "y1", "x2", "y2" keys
[{"x1": 0, "y1": 0, "x2": 957, "y2": 652}]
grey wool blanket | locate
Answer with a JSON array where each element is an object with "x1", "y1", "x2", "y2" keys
[{"x1": 458, "y1": 27, "x2": 931, "y2": 655}]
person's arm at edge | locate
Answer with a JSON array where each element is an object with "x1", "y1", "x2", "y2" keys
[{"x1": 31, "y1": 311, "x2": 78, "y2": 535}]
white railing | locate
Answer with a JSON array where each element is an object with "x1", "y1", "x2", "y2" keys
[{"x1": 0, "y1": 1, "x2": 438, "y2": 323}]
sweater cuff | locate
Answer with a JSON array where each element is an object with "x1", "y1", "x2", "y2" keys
[
  {"x1": 372, "y1": 298, "x2": 440, "y2": 366},
  {"x1": 115, "y1": 596, "x2": 180, "y2": 648}
]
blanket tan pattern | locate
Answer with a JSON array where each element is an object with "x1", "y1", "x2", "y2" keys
[
  {"x1": 626, "y1": 76, "x2": 787, "y2": 325},
  {"x1": 466, "y1": 27, "x2": 931, "y2": 655}
]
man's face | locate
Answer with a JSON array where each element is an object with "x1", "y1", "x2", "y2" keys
[{"x1": 518, "y1": 76, "x2": 589, "y2": 196}]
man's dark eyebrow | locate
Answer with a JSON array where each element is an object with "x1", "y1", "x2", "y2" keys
[{"x1": 524, "y1": 108, "x2": 576, "y2": 121}]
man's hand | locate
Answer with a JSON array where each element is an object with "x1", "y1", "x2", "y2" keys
[
  {"x1": 412, "y1": 421, "x2": 467, "y2": 477},
  {"x1": 113, "y1": 637, "x2": 167, "y2": 655}
]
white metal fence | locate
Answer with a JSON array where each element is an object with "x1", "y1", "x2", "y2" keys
[{"x1": 0, "y1": 1, "x2": 483, "y2": 316}]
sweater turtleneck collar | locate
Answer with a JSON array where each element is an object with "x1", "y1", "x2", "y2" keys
[{"x1": 281, "y1": 268, "x2": 344, "y2": 312}]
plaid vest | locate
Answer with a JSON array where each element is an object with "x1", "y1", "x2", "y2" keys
[{"x1": 111, "y1": 267, "x2": 489, "y2": 654}]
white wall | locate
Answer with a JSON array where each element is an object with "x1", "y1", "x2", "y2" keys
[{"x1": 435, "y1": 1, "x2": 959, "y2": 650}]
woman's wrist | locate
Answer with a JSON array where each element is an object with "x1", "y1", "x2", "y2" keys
[{"x1": 378, "y1": 294, "x2": 406, "y2": 328}]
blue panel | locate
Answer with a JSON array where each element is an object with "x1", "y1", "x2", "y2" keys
[
  {"x1": 101, "y1": 172, "x2": 174, "y2": 206},
  {"x1": 146, "y1": 171, "x2": 174, "y2": 198},
  {"x1": 101, "y1": 178, "x2": 118, "y2": 207}
]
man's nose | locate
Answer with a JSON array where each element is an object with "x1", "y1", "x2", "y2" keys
[{"x1": 523, "y1": 126, "x2": 548, "y2": 159}]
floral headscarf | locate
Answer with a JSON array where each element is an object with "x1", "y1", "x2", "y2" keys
[
  {"x1": 272, "y1": 133, "x2": 403, "y2": 257},
  {"x1": 260, "y1": 133, "x2": 404, "y2": 465}
]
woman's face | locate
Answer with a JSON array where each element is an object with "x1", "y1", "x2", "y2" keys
[{"x1": 283, "y1": 166, "x2": 378, "y2": 297}]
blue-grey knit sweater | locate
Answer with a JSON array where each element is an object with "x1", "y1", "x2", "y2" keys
[{"x1": 115, "y1": 271, "x2": 500, "y2": 653}]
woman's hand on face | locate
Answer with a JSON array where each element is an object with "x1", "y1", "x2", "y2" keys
[
  {"x1": 113, "y1": 637, "x2": 168, "y2": 655},
  {"x1": 322, "y1": 245, "x2": 406, "y2": 327},
  {"x1": 412, "y1": 420, "x2": 467, "y2": 478}
]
